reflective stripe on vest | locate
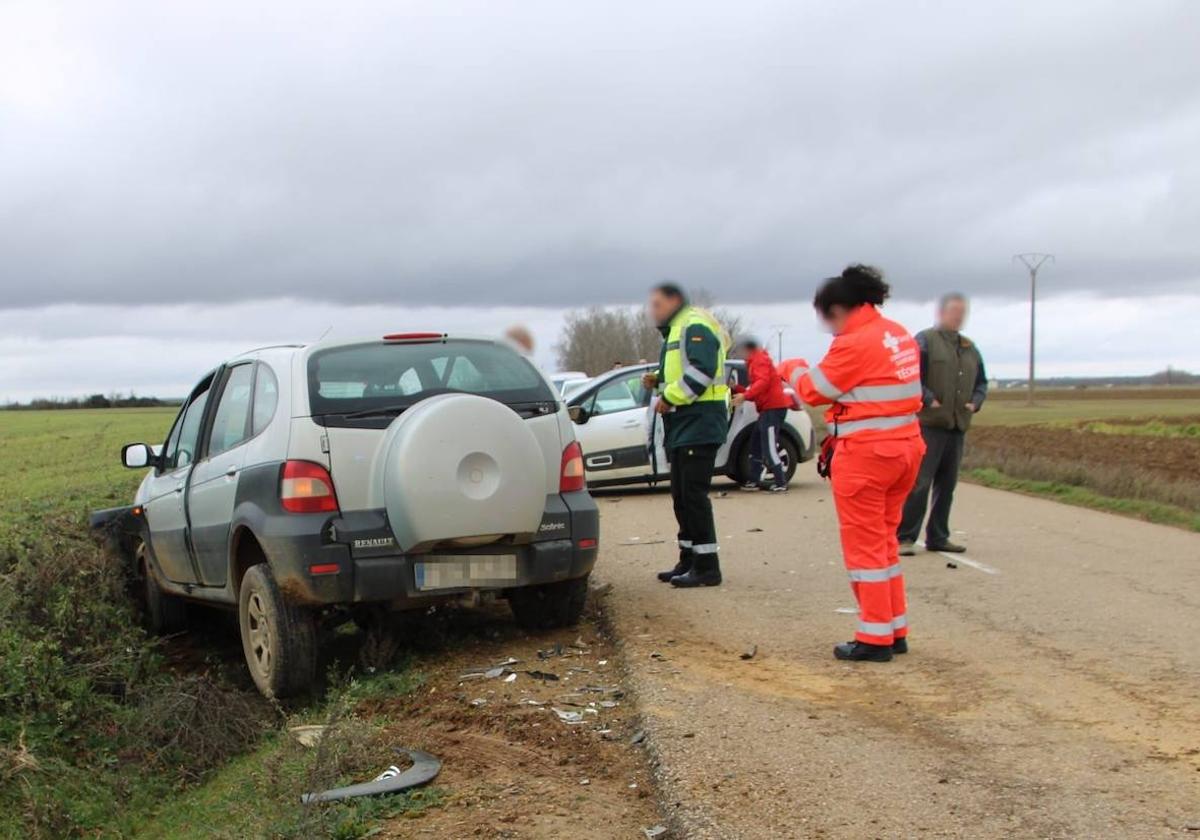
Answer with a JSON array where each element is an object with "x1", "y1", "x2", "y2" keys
[
  {"x1": 838, "y1": 381, "x2": 922, "y2": 403},
  {"x1": 834, "y1": 414, "x2": 919, "y2": 437},
  {"x1": 662, "y1": 307, "x2": 729, "y2": 405}
]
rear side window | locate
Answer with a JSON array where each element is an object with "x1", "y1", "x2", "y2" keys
[
  {"x1": 208, "y1": 364, "x2": 255, "y2": 456},
  {"x1": 252, "y1": 363, "x2": 279, "y2": 435},
  {"x1": 307, "y1": 339, "x2": 553, "y2": 419}
]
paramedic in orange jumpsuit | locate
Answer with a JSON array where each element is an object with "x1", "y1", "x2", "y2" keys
[{"x1": 791, "y1": 265, "x2": 926, "y2": 662}]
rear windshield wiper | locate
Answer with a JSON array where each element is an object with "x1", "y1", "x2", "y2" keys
[{"x1": 339, "y1": 404, "x2": 412, "y2": 420}]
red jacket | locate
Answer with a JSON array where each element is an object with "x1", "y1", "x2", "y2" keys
[
  {"x1": 792, "y1": 305, "x2": 922, "y2": 440},
  {"x1": 737, "y1": 348, "x2": 792, "y2": 411}
]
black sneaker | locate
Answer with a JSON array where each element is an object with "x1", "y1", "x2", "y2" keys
[
  {"x1": 768, "y1": 485, "x2": 788, "y2": 493},
  {"x1": 927, "y1": 541, "x2": 966, "y2": 553},
  {"x1": 656, "y1": 559, "x2": 692, "y2": 583},
  {"x1": 670, "y1": 568, "x2": 722, "y2": 588},
  {"x1": 833, "y1": 641, "x2": 893, "y2": 662},
  {"x1": 892, "y1": 637, "x2": 908, "y2": 655},
  {"x1": 740, "y1": 482, "x2": 760, "y2": 491}
]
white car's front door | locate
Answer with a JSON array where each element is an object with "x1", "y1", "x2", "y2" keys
[{"x1": 575, "y1": 374, "x2": 652, "y2": 483}]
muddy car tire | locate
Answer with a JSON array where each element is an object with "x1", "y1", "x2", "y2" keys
[
  {"x1": 238, "y1": 564, "x2": 317, "y2": 699},
  {"x1": 509, "y1": 575, "x2": 589, "y2": 631},
  {"x1": 138, "y1": 542, "x2": 186, "y2": 635}
]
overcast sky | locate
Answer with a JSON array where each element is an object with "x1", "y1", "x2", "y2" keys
[{"x1": 2, "y1": 0, "x2": 1199, "y2": 400}]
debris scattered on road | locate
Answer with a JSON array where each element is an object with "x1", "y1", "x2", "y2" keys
[
  {"x1": 524, "y1": 669, "x2": 560, "y2": 682},
  {"x1": 504, "y1": 672, "x2": 517, "y2": 683},
  {"x1": 301, "y1": 748, "x2": 441, "y2": 804},
  {"x1": 644, "y1": 826, "x2": 668, "y2": 839},
  {"x1": 747, "y1": 527, "x2": 763, "y2": 533},
  {"x1": 649, "y1": 651, "x2": 667, "y2": 661},
  {"x1": 552, "y1": 707, "x2": 586, "y2": 725},
  {"x1": 470, "y1": 698, "x2": 487, "y2": 707},
  {"x1": 741, "y1": 644, "x2": 758, "y2": 661},
  {"x1": 538, "y1": 642, "x2": 565, "y2": 659},
  {"x1": 946, "y1": 561, "x2": 958, "y2": 569},
  {"x1": 630, "y1": 730, "x2": 647, "y2": 745},
  {"x1": 289, "y1": 725, "x2": 327, "y2": 748},
  {"x1": 620, "y1": 539, "x2": 666, "y2": 546},
  {"x1": 590, "y1": 582, "x2": 614, "y2": 598},
  {"x1": 834, "y1": 607, "x2": 857, "y2": 614}
]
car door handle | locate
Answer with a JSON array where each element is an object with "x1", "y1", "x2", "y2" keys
[
  {"x1": 174, "y1": 484, "x2": 185, "y2": 494},
  {"x1": 587, "y1": 455, "x2": 614, "y2": 467},
  {"x1": 225, "y1": 466, "x2": 238, "y2": 477},
  {"x1": 621, "y1": 419, "x2": 641, "y2": 428}
]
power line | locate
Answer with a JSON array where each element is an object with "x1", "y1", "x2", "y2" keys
[{"x1": 1013, "y1": 253, "x2": 1055, "y2": 404}]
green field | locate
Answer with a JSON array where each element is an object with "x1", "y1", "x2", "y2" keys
[
  {"x1": 0, "y1": 408, "x2": 427, "y2": 838},
  {"x1": 974, "y1": 387, "x2": 1200, "y2": 427},
  {"x1": 963, "y1": 388, "x2": 1200, "y2": 530}
]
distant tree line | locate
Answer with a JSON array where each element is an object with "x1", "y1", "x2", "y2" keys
[
  {"x1": 1, "y1": 393, "x2": 178, "y2": 411},
  {"x1": 555, "y1": 292, "x2": 744, "y2": 376}
]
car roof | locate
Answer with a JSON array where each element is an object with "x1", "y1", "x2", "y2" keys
[{"x1": 227, "y1": 334, "x2": 510, "y2": 364}]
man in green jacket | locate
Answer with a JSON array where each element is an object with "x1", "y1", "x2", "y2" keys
[
  {"x1": 898, "y1": 293, "x2": 988, "y2": 555},
  {"x1": 641, "y1": 283, "x2": 730, "y2": 587}
]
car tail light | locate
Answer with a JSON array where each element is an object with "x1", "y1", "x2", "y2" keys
[
  {"x1": 281, "y1": 460, "x2": 339, "y2": 513},
  {"x1": 560, "y1": 441, "x2": 586, "y2": 493}
]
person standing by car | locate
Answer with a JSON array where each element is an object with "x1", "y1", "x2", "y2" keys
[
  {"x1": 641, "y1": 283, "x2": 730, "y2": 588},
  {"x1": 897, "y1": 293, "x2": 988, "y2": 556},
  {"x1": 790, "y1": 265, "x2": 925, "y2": 662},
  {"x1": 731, "y1": 336, "x2": 792, "y2": 492}
]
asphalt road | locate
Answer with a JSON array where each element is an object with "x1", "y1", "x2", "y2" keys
[{"x1": 594, "y1": 473, "x2": 1200, "y2": 839}]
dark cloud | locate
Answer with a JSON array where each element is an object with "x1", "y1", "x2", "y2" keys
[{"x1": 2, "y1": 0, "x2": 1198, "y2": 308}]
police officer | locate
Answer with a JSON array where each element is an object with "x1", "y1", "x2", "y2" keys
[{"x1": 642, "y1": 283, "x2": 730, "y2": 588}]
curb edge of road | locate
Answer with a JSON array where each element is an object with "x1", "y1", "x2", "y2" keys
[{"x1": 588, "y1": 577, "x2": 716, "y2": 840}]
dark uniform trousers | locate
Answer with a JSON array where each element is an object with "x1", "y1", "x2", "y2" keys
[
  {"x1": 669, "y1": 444, "x2": 720, "y2": 568},
  {"x1": 897, "y1": 426, "x2": 964, "y2": 547}
]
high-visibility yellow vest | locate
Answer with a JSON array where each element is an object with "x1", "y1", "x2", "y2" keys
[{"x1": 661, "y1": 306, "x2": 729, "y2": 407}]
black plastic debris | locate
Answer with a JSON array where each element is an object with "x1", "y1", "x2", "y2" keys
[
  {"x1": 524, "y1": 669, "x2": 560, "y2": 682},
  {"x1": 946, "y1": 561, "x2": 958, "y2": 569},
  {"x1": 301, "y1": 748, "x2": 441, "y2": 804}
]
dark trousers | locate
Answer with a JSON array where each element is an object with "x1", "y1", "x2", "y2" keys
[
  {"x1": 749, "y1": 407, "x2": 788, "y2": 488},
  {"x1": 898, "y1": 426, "x2": 965, "y2": 547},
  {"x1": 670, "y1": 444, "x2": 720, "y2": 569}
]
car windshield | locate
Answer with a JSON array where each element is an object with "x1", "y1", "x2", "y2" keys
[{"x1": 307, "y1": 339, "x2": 554, "y2": 417}]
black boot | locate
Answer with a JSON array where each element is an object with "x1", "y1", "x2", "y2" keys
[
  {"x1": 833, "y1": 640, "x2": 893, "y2": 662},
  {"x1": 892, "y1": 637, "x2": 908, "y2": 654},
  {"x1": 657, "y1": 555, "x2": 693, "y2": 583},
  {"x1": 670, "y1": 555, "x2": 722, "y2": 588}
]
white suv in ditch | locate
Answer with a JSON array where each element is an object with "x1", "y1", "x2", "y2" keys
[{"x1": 97, "y1": 333, "x2": 598, "y2": 699}]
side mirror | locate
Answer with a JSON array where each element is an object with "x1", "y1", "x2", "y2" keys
[
  {"x1": 568, "y1": 405, "x2": 589, "y2": 425},
  {"x1": 122, "y1": 443, "x2": 157, "y2": 470}
]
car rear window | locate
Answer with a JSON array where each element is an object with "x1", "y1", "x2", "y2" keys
[{"x1": 307, "y1": 339, "x2": 555, "y2": 420}]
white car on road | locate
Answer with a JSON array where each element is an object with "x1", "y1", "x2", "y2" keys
[{"x1": 566, "y1": 362, "x2": 815, "y2": 488}]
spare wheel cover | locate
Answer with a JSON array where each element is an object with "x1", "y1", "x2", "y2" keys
[{"x1": 381, "y1": 393, "x2": 547, "y2": 552}]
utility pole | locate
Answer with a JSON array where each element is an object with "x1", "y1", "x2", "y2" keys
[
  {"x1": 769, "y1": 324, "x2": 787, "y2": 360},
  {"x1": 1013, "y1": 253, "x2": 1054, "y2": 404}
]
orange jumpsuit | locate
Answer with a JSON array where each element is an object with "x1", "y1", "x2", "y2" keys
[{"x1": 791, "y1": 306, "x2": 926, "y2": 645}]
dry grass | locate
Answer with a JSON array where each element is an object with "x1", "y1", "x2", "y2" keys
[{"x1": 963, "y1": 442, "x2": 1200, "y2": 513}]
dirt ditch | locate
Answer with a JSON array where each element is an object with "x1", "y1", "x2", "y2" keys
[
  {"x1": 969, "y1": 423, "x2": 1200, "y2": 486},
  {"x1": 361, "y1": 601, "x2": 665, "y2": 838}
]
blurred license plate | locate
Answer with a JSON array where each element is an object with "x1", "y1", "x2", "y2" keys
[{"x1": 414, "y1": 555, "x2": 518, "y2": 591}]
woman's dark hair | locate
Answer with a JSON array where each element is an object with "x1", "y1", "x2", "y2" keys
[{"x1": 812, "y1": 264, "x2": 890, "y2": 316}]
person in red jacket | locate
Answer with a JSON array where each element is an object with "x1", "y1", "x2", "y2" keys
[
  {"x1": 790, "y1": 265, "x2": 926, "y2": 662},
  {"x1": 731, "y1": 337, "x2": 793, "y2": 491}
]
